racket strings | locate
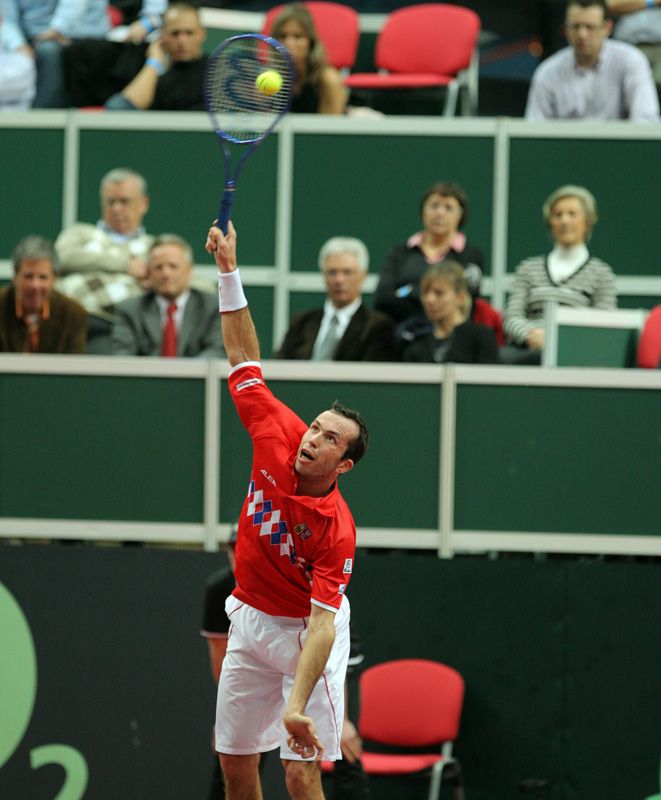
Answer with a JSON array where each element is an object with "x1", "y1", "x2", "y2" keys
[{"x1": 206, "y1": 39, "x2": 293, "y2": 143}]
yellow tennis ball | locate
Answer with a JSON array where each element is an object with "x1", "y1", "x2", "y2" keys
[{"x1": 256, "y1": 70, "x2": 283, "y2": 96}]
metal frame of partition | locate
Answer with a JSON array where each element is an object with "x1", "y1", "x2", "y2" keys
[{"x1": 1, "y1": 355, "x2": 659, "y2": 556}]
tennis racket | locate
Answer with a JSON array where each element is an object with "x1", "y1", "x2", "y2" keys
[{"x1": 204, "y1": 33, "x2": 294, "y2": 233}]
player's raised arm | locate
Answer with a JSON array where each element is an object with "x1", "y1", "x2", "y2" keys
[{"x1": 206, "y1": 222, "x2": 260, "y2": 366}]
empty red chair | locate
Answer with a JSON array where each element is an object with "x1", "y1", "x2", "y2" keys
[{"x1": 345, "y1": 3, "x2": 480, "y2": 115}]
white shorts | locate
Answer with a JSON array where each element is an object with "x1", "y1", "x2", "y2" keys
[{"x1": 215, "y1": 594, "x2": 350, "y2": 761}]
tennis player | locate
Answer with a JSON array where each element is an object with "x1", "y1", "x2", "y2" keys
[{"x1": 205, "y1": 221, "x2": 368, "y2": 800}]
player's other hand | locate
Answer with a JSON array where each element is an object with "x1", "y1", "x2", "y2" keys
[
  {"x1": 206, "y1": 220, "x2": 237, "y2": 273},
  {"x1": 340, "y1": 719, "x2": 363, "y2": 764},
  {"x1": 284, "y1": 711, "x2": 324, "y2": 761}
]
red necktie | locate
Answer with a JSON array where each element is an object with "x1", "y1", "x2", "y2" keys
[{"x1": 161, "y1": 302, "x2": 177, "y2": 357}]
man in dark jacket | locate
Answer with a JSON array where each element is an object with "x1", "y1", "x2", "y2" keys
[{"x1": 277, "y1": 237, "x2": 396, "y2": 362}]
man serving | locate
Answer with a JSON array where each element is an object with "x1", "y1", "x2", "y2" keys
[{"x1": 205, "y1": 221, "x2": 368, "y2": 800}]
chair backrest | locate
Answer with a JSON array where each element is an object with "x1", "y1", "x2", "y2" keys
[
  {"x1": 375, "y1": 3, "x2": 480, "y2": 76},
  {"x1": 107, "y1": 4, "x2": 125, "y2": 27},
  {"x1": 359, "y1": 658, "x2": 465, "y2": 747},
  {"x1": 263, "y1": 1, "x2": 360, "y2": 71}
]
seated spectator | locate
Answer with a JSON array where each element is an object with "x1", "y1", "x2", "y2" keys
[
  {"x1": 607, "y1": 0, "x2": 661, "y2": 85},
  {"x1": 269, "y1": 2, "x2": 347, "y2": 114},
  {"x1": 399, "y1": 262, "x2": 499, "y2": 364},
  {"x1": 105, "y1": 3, "x2": 207, "y2": 111},
  {"x1": 111, "y1": 234, "x2": 224, "y2": 357},
  {"x1": 373, "y1": 181, "x2": 486, "y2": 324},
  {"x1": 276, "y1": 236, "x2": 395, "y2": 361},
  {"x1": 55, "y1": 167, "x2": 153, "y2": 316},
  {"x1": 0, "y1": 235, "x2": 86, "y2": 353},
  {"x1": 503, "y1": 184, "x2": 617, "y2": 362},
  {"x1": 525, "y1": 0, "x2": 660, "y2": 121},
  {"x1": 64, "y1": 0, "x2": 166, "y2": 108},
  {"x1": 0, "y1": 12, "x2": 35, "y2": 109},
  {"x1": 636, "y1": 305, "x2": 661, "y2": 368},
  {"x1": 1, "y1": 0, "x2": 109, "y2": 108}
]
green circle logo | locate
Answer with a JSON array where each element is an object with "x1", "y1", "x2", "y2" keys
[{"x1": 0, "y1": 582, "x2": 37, "y2": 769}]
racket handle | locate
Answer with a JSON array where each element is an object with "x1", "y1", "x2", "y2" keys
[{"x1": 217, "y1": 183, "x2": 236, "y2": 235}]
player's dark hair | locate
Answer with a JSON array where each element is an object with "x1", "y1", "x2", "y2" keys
[
  {"x1": 420, "y1": 181, "x2": 469, "y2": 228},
  {"x1": 331, "y1": 401, "x2": 368, "y2": 464}
]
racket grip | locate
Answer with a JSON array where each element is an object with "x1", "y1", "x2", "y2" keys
[{"x1": 217, "y1": 185, "x2": 236, "y2": 235}]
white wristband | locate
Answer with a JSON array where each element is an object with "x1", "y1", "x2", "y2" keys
[{"x1": 218, "y1": 269, "x2": 248, "y2": 312}]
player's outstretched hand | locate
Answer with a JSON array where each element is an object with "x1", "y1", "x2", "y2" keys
[
  {"x1": 206, "y1": 220, "x2": 237, "y2": 273},
  {"x1": 284, "y1": 712, "x2": 324, "y2": 761}
]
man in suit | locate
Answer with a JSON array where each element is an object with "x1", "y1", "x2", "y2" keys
[
  {"x1": 277, "y1": 237, "x2": 396, "y2": 361},
  {"x1": 111, "y1": 234, "x2": 224, "y2": 357},
  {"x1": 0, "y1": 235, "x2": 87, "y2": 353}
]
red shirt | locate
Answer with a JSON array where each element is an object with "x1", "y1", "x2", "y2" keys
[{"x1": 229, "y1": 362, "x2": 356, "y2": 617}]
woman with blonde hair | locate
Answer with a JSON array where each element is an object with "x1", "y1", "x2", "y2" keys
[
  {"x1": 503, "y1": 184, "x2": 617, "y2": 358},
  {"x1": 269, "y1": 3, "x2": 347, "y2": 114},
  {"x1": 401, "y1": 261, "x2": 499, "y2": 363}
]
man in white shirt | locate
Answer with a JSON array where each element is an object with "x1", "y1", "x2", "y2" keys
[
  {"x1": 607, "y1": 0, "x2": 661, "y2": 84},
  {"x1": 525, "y1": 0, "x2": 660, "y2": 121},
  {"x1": 276, "y1": 237, "x2": 396, "y2": 361},
  {"x1": 0, "y1": 13, "x2": 35, "y2": 109}
]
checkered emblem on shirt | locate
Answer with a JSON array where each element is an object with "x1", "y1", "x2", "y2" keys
[{"x1": 246, "y1": 480, "x2": 296, "y2": 563}]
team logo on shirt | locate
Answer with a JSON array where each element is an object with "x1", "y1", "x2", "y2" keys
[
  {"x1": 294, "y1": 523, "x2": 312, "y2": 540},
  {"x1": 246, "y1": 480, "x2": 297, "y2": 564},
  {"x1": 260, "y1": 469, "x2": 276, "y2": 486},
  {"x1": 343, "y1": 558, "x2": 353, "y2": 574},
  {"x1": 338, "y1": 584, "x2": 347, "y2": 595}
]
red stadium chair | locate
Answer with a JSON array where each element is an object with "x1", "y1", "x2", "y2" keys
[
  {"x1": 345, "y1": 3, "x2": 480, "y2": 116},
  {"x1": 636, "y1": 305, "x2": 661, "y2": 368},
  {"x1": 322, "y1": 658, "x2": 465, "y2": 800},
  {"x1": 263, "y1": 1, "x2": 360, "y2": 74}
]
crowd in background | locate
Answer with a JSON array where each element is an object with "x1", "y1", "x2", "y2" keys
[{"x1": 0, "y1": 0, "x2": 660, "y2": 366}]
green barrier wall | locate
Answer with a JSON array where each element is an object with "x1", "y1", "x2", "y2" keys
[
  {"x1": 0, "y1": 374, "x2": 205, "y2": 522},
  {"x1": 453, "y1": 383, "x2": 661, "y2": 536}
]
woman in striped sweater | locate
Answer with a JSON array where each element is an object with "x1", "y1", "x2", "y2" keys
[{"x1": 503, "y1": 185, "x2": 617, "y2": 354}]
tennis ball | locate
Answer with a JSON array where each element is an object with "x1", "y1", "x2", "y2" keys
[{"x1": 256, "y1": 70, "x2": 283, "y2": 96}]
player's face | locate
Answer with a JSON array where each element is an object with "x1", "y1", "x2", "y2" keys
[
  {"x1": 323, "y1": 253, "x2": 365, "y2": 309},
  {"x1": 422, "y1": 194, "x2": 463, "y2": 239},
  {"x1": 277, "y1": 20, "x2": 311, "y2": 67},
  {"x1": 161, "y1": 9, "x2": 205, "y2": 62},
  {"x1": 421, "y1": 278, "x2": 465, "y2": 324},
  {"x1": 548, "y1": 196, "x2": 589, "y2": 247},
  {"x1": 101, "y1": 178, "x2": 149, "y2": 235},
  {"x1": 148, "y1": 243, "x2": 193, "y2": 301},
  {"x1": 295, "y1": 410, "x2": 358, "y2": 481},
  {"x1": 565, "y1": 4, "x2": 612, "y2": 66},
  {"x1": 14, "y1": 258, "x2": 55, "y2": 315}
]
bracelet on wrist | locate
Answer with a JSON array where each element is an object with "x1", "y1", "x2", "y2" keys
[
  {"x1": 145, "y1": 57, "x2": 165, "y2": 75},
  {"x1": 218, "y1": 269, "x2": 248, "y2": 312},
  {"x1": 139, "y1": 15, "x2": 154, "y2": 33}
]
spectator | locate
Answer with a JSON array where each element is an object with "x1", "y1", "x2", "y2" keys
[
  {"x1": 525, "y1": 0, "x2": 660, "y2": 121},
  {"x1": 0, "y1": 235, "x2": 86, "y2": 353},
  {"x1": 503, "y1": 184, "x2": 617, "y2": 363},
  {"x1": 399, "y1": 261, "x2": 499, "y2": 364},
  {"x1": 276, "y1": 236, "x2": 396, "y2": 361},
  {"x1": 269, "y1": 2, "x2": 347, "y2": 114},
  {"x1": 0, "y1": 12, "x2": 35, "y2": 109},
  {"x1": 64, "y1": 0, "x2": 166, "y2": 108},
  {"x1": 105, "y1": 2, "x2": 206, "y2": 111},
  {"x1": 111, "y1": 234, "x2": 224, "y2": 357},
  {"x1": 55, "y1": 167, "x2": 154, "y2": 319},
  {"x1": 607, "y1": 0, "x2": 661, "y2": 85},
  {"x1": 0, "y1": 0, "x2": 109, "y2": 107},
  {"x1": 373, "y1": 182, "x2": 503, "y2": 344}
]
